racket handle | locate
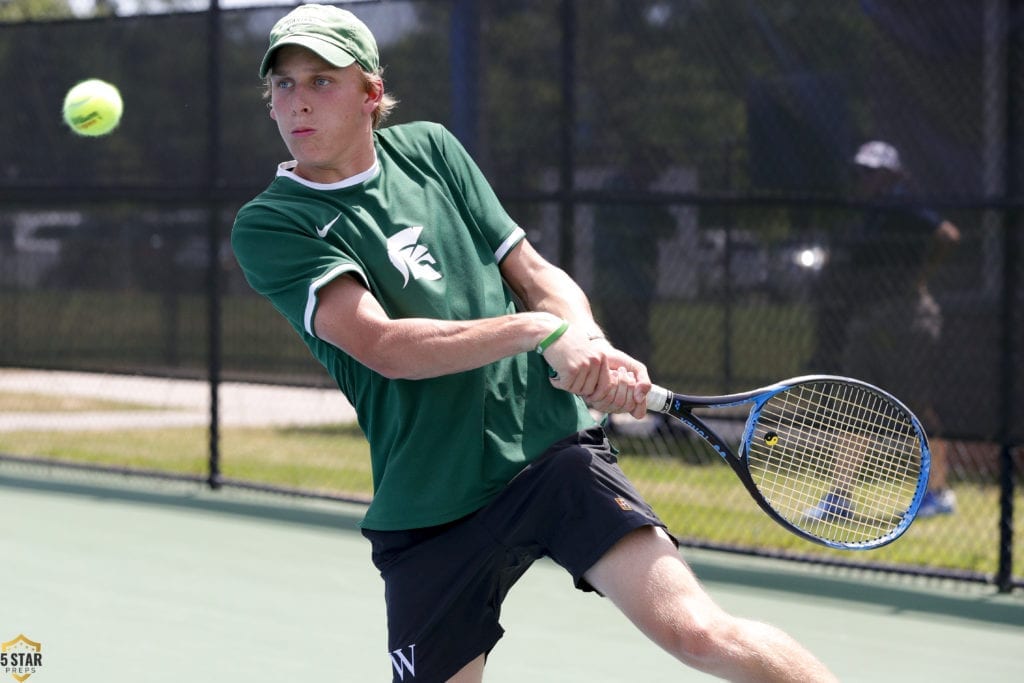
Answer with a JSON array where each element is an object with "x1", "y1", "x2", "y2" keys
[{"x1": 646, "y1": 384, "x2": 671, "y2": 413}]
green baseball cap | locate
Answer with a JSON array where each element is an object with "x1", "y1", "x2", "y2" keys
[{"x1": 259, "y1": 4, "x2": 379, "y2": 78}]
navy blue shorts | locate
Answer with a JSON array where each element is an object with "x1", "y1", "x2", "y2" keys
[{"x1": 361, "y1": 426, "x2": 674, "y2": 682}]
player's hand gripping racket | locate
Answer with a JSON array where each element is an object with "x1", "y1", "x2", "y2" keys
[{"x1": 646, "y1": 375, "x2": 930, "y2": 550}]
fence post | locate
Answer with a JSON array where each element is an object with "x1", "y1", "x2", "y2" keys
[
  {"x1": 206, "y1": 0, "x2": 223, "y2": 490},
  {"x1": 558, "y1": 0, "x2": 576, "y2": 276},
  {"x1": 995, "y1": 213, "x2": 1019, "y2": 592},
  {"x1": 450, "y1": 0, "x2": 480, "y2": 156},
  {"x1": 994, "y1": 0, "x2": 1024, "y2": 592}
]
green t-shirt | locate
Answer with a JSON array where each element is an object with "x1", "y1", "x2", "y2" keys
[{"x1": 232, "y1": 122, "x2": 594, "y2": 530}]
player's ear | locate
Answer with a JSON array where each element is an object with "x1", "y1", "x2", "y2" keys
[
  {"x1": 268, "y1": 101, "x2": 278, "y2": 121},
  {"x1": 364, "y1": 75, "x2": 383, "y2": 107}
]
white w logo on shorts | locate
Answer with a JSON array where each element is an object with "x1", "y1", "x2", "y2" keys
[
  {"x1": 387, "y1": 226, "x2": 442, "y2": 287},
  {"x1": 389, "y1": 644, "x2": 416, "y2": 680}
]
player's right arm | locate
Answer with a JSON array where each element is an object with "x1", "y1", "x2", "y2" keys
[
  {"x1": 312, "y1": 272, "x2": 563, "y2": 380},
  {"x1": 309, "y1": 242, "x2": 645, "y2": 416}
]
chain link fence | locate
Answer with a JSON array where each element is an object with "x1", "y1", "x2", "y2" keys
[{"x1": 0, "y1": 0, "x2": 1021, "y2": 590}]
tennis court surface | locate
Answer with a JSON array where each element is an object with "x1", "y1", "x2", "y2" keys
[{"x1": 2, "y1": 461, "x2": 1021, "y2": 682}]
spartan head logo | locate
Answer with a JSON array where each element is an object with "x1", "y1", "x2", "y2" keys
[{"x1": 387, "y1": 226, "x2": 442, "y2": 287}]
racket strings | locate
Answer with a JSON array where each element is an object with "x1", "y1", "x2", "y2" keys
[{"x1": 746, "y1": 381, "x2": 923, "y2": 546}]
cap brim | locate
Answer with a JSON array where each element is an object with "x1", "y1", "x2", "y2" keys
[
  {"x1": 259, "y1": 35, "x2": 358, "y2": 77},
  {"x1": 854, "y1": 156, "x2": 898, "y2": 171}
]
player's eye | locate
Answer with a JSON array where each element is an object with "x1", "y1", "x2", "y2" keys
[{"x1": 314, "y1": 77, "x2": 331, "y2": 88}]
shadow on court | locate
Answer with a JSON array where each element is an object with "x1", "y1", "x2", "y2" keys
[{"x1": 2, "y1": 463, "x2": 1022, "y2": 682}]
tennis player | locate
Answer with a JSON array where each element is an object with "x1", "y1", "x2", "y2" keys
[{"x1": 232, "y1": 5, "x2": 837, "y2": 682}]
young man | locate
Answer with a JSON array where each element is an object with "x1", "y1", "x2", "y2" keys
[{"x1": 232, "y1": 5, "x2": 838, "y2": 682}]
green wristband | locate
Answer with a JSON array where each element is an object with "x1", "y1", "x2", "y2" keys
[{"x1": 536, "y1": 319, "x2": 570, "y2": 355}]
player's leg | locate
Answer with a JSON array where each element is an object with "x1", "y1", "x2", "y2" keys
[
  {"x1": 918, "y1": 435, "x2": 957, "y2": 516},
  {"x1": 363, "y1": 519, "x2": 507, "y2": 683},
  {"x1": 583, "y1": 526, "x2": 838, "y2": 683},
  {"x1": 447, "y1": 654, "x2": 485, "y2": 682}
]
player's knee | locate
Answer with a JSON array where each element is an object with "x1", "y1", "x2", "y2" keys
[{"x1": 657, "y1": 608, "x2": 737, "y2": 671}]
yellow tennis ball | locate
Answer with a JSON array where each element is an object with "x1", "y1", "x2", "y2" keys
[{"x1": 62, "y1": 79, "x2": 123, "y2": 137}]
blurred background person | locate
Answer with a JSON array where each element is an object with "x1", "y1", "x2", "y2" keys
[{"x1": 808, "y1": 140, "x2": 960, "y2": 519}]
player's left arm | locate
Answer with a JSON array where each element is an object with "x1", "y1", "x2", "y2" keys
[{"x1": 500, "y1": 238, "x2": 649, "y2": 417}]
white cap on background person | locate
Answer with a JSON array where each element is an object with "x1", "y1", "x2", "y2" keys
[{"x1": 854, "y1": 141, "x2": 902, "y2": 172}]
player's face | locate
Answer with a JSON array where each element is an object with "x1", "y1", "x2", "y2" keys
[{"x1": 268, "y1": 46, "x2": 378, "y2": 183}]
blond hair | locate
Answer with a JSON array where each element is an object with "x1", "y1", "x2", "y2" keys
[{"x1": 360, "y1": 69, "x2": 398, "y2": 129}]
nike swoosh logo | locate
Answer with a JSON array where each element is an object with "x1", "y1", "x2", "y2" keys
[{"x1": 316, "y1": 212, "x2": 343, "y2": 238}]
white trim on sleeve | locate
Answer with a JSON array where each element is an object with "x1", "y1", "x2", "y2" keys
[
  {"x1": 304, "y1": 264, "x2": 368, "y2": 337},
  {"x1": 494, "y1": 226, "x2": 526, "y2": 263}
]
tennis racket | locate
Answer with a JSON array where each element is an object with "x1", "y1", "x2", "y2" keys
[{"x1": 646, "y1": 375, "x2": 930, "y2": 550}]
